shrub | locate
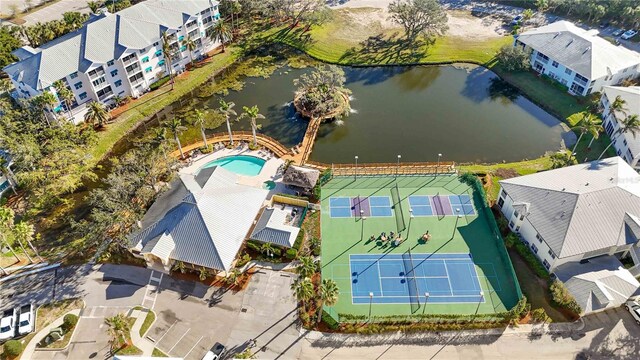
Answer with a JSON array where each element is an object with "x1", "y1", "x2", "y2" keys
[
  {"x1": 236, "y1": 253, "x2": 251, "y2": 267},
  {"x1": 63, "y1": 314, "x2": 79, "y2": 332},
  {"x1": 504, "y1": 232, "x2": 518, "y2": 248},
  {"x1": 245, "y1": 240, "x2": 261, "y2": 253},
  {"x1": 199, "y1": 144, "x2": 213, "y2": 154},
  {"x1": 149, "y1": 76, "x2": 170, "y2": 91},
  {"x1": 530, "y1": 308, "x2": 551, "y2": 323},
  {"x1": 4, "y1": 340, "x2": 24, "y2": 357},
  {"x1": 512, "y1": 239, "x2": 549, "y2": 280},
  {"x1": 549, "y1": 279, "x2": 582, "y2": 315},
  {"x1": 496, "y1": 45, "x2": 530, "y2": 72},
  {"x1": 285, "y1": 248, "x2": 297, "y2": 260}
]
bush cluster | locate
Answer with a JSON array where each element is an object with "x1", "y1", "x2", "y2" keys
[
  {"x1": 512, "y1": 240, "x2": 550, "y2": 280},
  {"x1": 549, "y1": 279, "x2": 582, "y2": 315},
  {"x1": 63, "y1": 313, "x2": 79, "y2": 332},
  {"x1": 149, "y1": 76, "x2": 170, "y2": 91},
  {"x1": 3, "y1": 340, "x2": 24, "y2": 357}
]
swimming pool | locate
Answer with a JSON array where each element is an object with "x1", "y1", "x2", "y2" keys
[{"x1": 201, "y1": 155, "x2": 266, "y2": 176}]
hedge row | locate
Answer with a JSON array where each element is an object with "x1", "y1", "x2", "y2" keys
[{"x1": 149, "y1": 76, "x2": 170, "y2": 91}]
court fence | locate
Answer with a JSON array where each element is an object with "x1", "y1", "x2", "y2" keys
[
  {"x1": 459, "y1": 172, "x2": 524, "y2": 302},
  {"x1": 336, "y1": 311, "x2": 512, "y2": 324}
]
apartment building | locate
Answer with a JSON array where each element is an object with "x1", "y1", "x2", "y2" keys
[
  {"x1": 600, "y1": 86, "x2": 640, "y2": 169},
  {"x1": 3, "y1": 0, "x2": 221, "y2": 124}
]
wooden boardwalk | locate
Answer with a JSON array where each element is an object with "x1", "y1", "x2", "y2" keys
[
  {"x1": 170, "y1": 131, "x2": 292, "y2": 159},
  {"x1": 305, "y1": 160, "x2": 457, "y2": 175}
]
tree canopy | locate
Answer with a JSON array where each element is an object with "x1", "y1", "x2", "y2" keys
[
  {"x1": 293, "y1": 65, "x2": 352, "y2": 119},
  {"x1": 496, "y1": 45, "x2": 531, "y2": 72},
  {"x1": 388, "y1": 0, "x2": 448, "y2": 40}
]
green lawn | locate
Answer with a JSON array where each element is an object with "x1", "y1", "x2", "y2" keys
[{"x1": 320, "y1": 175, "x2": 521, "y2": 319}]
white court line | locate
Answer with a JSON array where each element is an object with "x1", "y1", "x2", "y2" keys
[
  {"x1": 375, "y1": 260, "x2": 384, "y2": 297},
  {"x1": 184, "y1": 336, "x2": 205, "y2": 359},
  {"x1": 442, "y1": 260, "x2": 454, "y2": 296},
  {"x1": 155, "y1": 320, "x2": 177, "y2": 344},
  {"x1": 168, "y1": 328, "x2": 191, "y2": 354}
]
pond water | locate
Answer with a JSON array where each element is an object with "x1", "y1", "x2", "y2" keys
[{"x1": 209, "y1": 64, "x2": 573, "y2": 163}]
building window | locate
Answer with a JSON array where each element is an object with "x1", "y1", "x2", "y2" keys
[
  {"x1": 551, "y1": 61, "x2": 558, "y2": 68},
  {"x1": 536, "y1": 233, "x2": 543, "y2": 243},
  {"x1": 115, "y1": 80, "x2": 122, "y2": 87},
  {"x1": 141, "y1": 56, "x2": 150, "y2": 63},
  {"x1": 564, "y1": 68, "x2": 572, "y2": 75},
  {"x1": 110, "y1": 70, "x2": 118, "y2": 77},
  {"x1": 509, "y1": 221, "x2": 515, "y2": 228},
  {"x1": 139, "y1": 48, "x2": 146, "y2": 54},
  {"x1": 69, "y1": 72, "x2": 78, "y2": 79},
  {"x1": 92, "y1": 77, "x2": 106, "y2": 87},
  {"x1": 153, "y1": 41, "x2": 159, "y2": 47},
  {"x1": 548, "y1": 249, "x2": 556, "y2": 259},
  {"x1": 74, "y1": 82, "x2": 83, "y2": 90},
  {"x1": 157, "y1": 59, "x2": 165, "y2": 66},
  {"x1": 531, "y1": 243, "x2": 538, "y2": 254},
  {"x1": 145, "y1": 66, "x2": 152, "y2": 73},
  {"x1": 543, "y1": 259, "x2": 550, "y2": 270},
  {"x1": 155, "y1": 50, "x2": 163, "y2": 57},
  {"x1": 180, "y1": 45, "x2": 187, "y2": 52},
  {"x1": 107, "y1": 60, "x2": 115, "y2": 66},
  {"x1": 178, "y1": 35, "x2": 184, "y2": 41},
  {"x1": 498, "y1": 197, "x2": 505, "y2": 208},
  {"x1": 79, "y1": 92, "x2": 87, "y2": 100},
  {"x1": 122, "y1": 53, "x2": 136, "y2": 62},
  {"x1": 515, "y1": 226, "x2": 520, "y2": 232}
]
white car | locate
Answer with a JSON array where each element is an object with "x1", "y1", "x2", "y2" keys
[
  {"x1": 0, "y1": 309, "x2": 17, "y2": 341},
  {"x1": 202, "y1": 342, "x2": 225, "y2": 360},
  {"x1": 625, "y1": 300, "x2": 640, "y2": 325},
  {"x1": 621, "y1": 30, "x2": 638, "y2": 40},
  {"x1": 18, "y1": 303, "x2": 34, "y2": 336}
]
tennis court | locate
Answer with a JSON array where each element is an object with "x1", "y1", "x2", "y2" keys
[
  {"x1": 350, "y1": 253, "x2": 485, "y2": 304},
  {"x1": 320, "y1": 175, "x2": 521, "y2": 318},
  {"x1": 408, "y1": 195, "x2": 476, "y2": 216},
  {"x1": 329, "y1": 196, "x2": 394, "y2": 218}
]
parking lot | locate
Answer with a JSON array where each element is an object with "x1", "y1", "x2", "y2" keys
[{"x1": 147, "y1": 269, "x2": 301, "y2": 360}]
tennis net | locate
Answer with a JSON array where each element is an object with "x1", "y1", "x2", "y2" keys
[
  {"x1": 433, "y1": 193, "x2": 445, "y2": 217},
  {"x1": 402, "y1": 249, "x2": 420, "y2": 313},
  {"x1": 391, "y1": 184, "x2": 405, "y2": 231}
]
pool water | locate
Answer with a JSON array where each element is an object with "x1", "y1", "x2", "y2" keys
[{"x1": 201, "y1": 155, "x2": 266, "y2": 176}]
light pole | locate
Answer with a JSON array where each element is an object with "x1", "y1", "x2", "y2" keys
[
  {"x1": 354, "y1": 155, "x2": 359, "y2": 180},
  {"x1": 436, "y1": 153, "x2": 442, "y2": 174},
  {"x1": 369, "y1": 292, "x2": 374, "y2": 321},
  {"x1": 396, "y1": 154, "x2": 401, "y2": 178},
  {"x1": 479, "y1": 291, "x2": 484, "y2": 302},
  {"x1": 422, "y1": 292, "x2": 430, "y2": 315}
]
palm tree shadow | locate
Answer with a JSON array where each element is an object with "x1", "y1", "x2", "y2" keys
[{"x1": 339, "y1": 32, "x2": 429, "y2": 65}]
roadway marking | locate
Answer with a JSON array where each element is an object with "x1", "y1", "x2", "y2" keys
[
  {"x1": 142, "y1": 271, "x2": 163, "y2": 310},
  {"x1": 155, "y1": 320, "x2": 177, "y2": 344},
  {"x1": 168, "y1": 328, "x2": 191, "y2": 354},
  {"x1": 184, "y1": 335, "x2": 204, "y2": 359}
]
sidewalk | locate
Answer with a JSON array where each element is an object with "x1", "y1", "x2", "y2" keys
[
  {"x1": 130, "y1": 308, "x2": 155, "y2": 356},
  {"x1": 21, "y1": 309, "x2": 81, "y2": 360}
]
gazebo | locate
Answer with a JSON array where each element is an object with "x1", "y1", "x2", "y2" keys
[{"x1": 282, "y1": 165, "x2": 320, "y2": 194}]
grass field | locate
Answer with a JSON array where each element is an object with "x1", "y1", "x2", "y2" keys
[{"x1": 320, "y1": 175, "x2": 521, "y2": 319}]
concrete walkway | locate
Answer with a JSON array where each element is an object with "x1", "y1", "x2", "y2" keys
[
  {"x1": 130, "y1": 308, "x2": 156, "y2": 356},
  {"x1": 21, "y1": 309, "x2": 81, "y2": 360}
]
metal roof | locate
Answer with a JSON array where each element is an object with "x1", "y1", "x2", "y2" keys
[
  {"x1": 500, "y1": 157, "x2": 640, "y2": 258},
  {"x1": 132, "y1": 166, "x2": 268, "y2": 272},
  {"x1": 250, "y1": 207, "x2": 301, "y2": 248},
  {"x1": 555, "y1": 256, "x2": 640, "y2": 314},
  {"x1": 517, "y1": 21, "x2": 640, "y2": 79},
  {"x1": 2, "y1": 0, "x2": 217, "y2": 90}
]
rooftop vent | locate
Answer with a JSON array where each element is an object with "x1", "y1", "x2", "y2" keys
[{"x1": 585, "y1": 182, "x2": 589, "y2": 186}]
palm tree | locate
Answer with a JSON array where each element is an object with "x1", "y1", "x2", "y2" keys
[
  {"x1": 239, "y1": 105, "x2": 264, "y2": 146},
  {"x1": 53, "y1": 81, "x2": 75, "y2": 120},
  {"x1": 316, "y1": 279, "x2": 339, "y2": 325},
  {"x1": 199, "y1": 267, "x2": 208, "y2": 281},
  {"x1": 260, "y1": 242, "x2": 275, "y2": 257},
  {"x1": 152, "y1": 127, "x2": 169, "y2": 160},
  {"x1": 105, "y1": 313, "x2": 131, "y2": 350},
  {"x1": 218, "y1": 99, "x2": 237, "y2": 145},
  {"x1": 183, "y1": 35, "x2": 197, "y2": 66},
  {"x1": 162, "y1": 31, "x2": 176, "y2": 91},
  {"x1": 570, "y1": 113, "x2": 602, "y2": 161},
  {"x1": 14, "y1": 221, "x2": 42, "y2": 262},
  {"x1": 112, "y1": 94, "x2": 123, "y2": 107},
  {"x1": 37, "y1": 91, "x2": 58, "y2": 126},
  {"x1": 209, "y1": 19, "x2": 232, "y2": 53},
  {"x1": 291, "y1": 277, "x2": 314, "y2": 313},
  {"x1": 165, "y1": 117, "x2": 187, "y2": 159},
  {"x1": 610, "y1": 95, "x2": 628, "y2": 116},
  {"x1": 192, "y1": 109, "x2": 208, "y2": 148},
  {"x1": 225, "y1": 268, "x2": 242, "y2": 286},
  {"x1": 296, "y1": 256, "x2": 317, "y2": 279},
  {"x1": 84, "y1": 101, "x2": 109, "y2": 128},
  {"x1": 598, "y1": 114, "x2": 640, "y2": 160}
]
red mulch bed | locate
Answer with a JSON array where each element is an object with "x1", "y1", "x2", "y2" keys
[{"x1": 170, "y1": 267, "x2": 257, "y2": 292}]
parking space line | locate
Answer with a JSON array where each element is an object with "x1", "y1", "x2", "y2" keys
[
  {"x1": 168, "y1": 328, "x2": 191, "y2": 354},
  {"x1": 155, "y1": 320, "x2": 178, "y2": 344},
  {"x1": 184, "y1": 335, "x2": 204, "y2": 359}
]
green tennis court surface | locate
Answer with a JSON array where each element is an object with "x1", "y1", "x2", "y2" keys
[{"x1": 320, "y1": 175, "x2": 521, "y2": 318}]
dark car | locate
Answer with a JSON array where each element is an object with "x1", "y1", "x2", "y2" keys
[
  {"x1": 599, "y1": 21, "x2": 610, "y2": 28},
  {"x1": 613, "y1": 29, "x2": 626, "y2": 37}
]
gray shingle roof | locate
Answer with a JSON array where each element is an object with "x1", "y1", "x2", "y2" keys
[
  {"x1": 500, "y1": 157, "x2": 640, "y2": 258},
  {"x1": 2, "y1": 0, "x2": 216, "y2": 90},
  {"x1": 132, "y1": 166, "x2": 268, "y2": 272},
  {"x1": 283, "y1": 165, "x2": 320, "y2": 189},
  {"x1": 555, "y1": 256, "x2": 640, "y2": 314},
  {"x1": 517, "y1": 21, "x2": 640, "y2": 79}
]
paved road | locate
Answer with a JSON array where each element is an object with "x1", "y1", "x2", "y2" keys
[{"x1": 1, "y1": 0, "x2": 91, "y2": 26}]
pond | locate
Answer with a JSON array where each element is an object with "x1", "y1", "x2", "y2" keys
[{"x1": 205, "y1": 64, "x2": 573, "y2": 164}]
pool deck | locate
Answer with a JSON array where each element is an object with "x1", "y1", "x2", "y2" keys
[{"x1": 181, "y1": 146, "x2": 287, "y2": 191}]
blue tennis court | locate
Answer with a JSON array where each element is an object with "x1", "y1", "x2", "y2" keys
[
  {"x1": 329, "y1": 196, "x2": 393, "y2": 218},
  {"x1": 350, "y1": 253, "x2": 484, "y2": 304},
  {"x1": 408, "y1": 195, "x2": 475, "y2": 216}
]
